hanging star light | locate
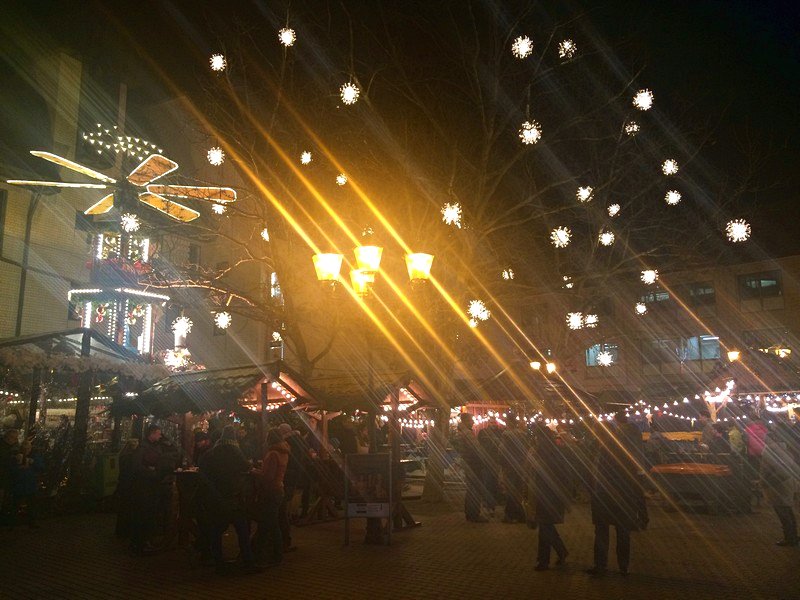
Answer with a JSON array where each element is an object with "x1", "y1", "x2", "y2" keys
[
  {"x1": 468, "y1": 318, "x2": 479, "y2": 328},
  {"x1": 336, "y1": 173, "x2": 348, "y2": 186},
  {"x1": 210, "y1": 53, "x2": 227, "y2": 72},
  {"x1": 635, "y1": 302, "x2": 648, "y2": 315},
  {"x1": 502, "y1": 268, "x2": 515, "y2": 280},
  {"x1": 511, "y1": 35, "x2": 533, "y2": 59},
  {"x1": 566, "y1": 312, "x2": 584, "y2": 330},
  {"x1": 300, "y1": 151, "x2": 312, "y2": 165},
  {"x1": 260, "y1": 226, "x2": 270, "y2": 242},
  {"x1": 120, "y1": 213, "x2": 140, "y2": 232},
  {"x1": 562, "y1": 275, "x2": 574, "y2": 289},
  {"x1": 551, "y1": 226, "x2": 572, "y2": 248},
  {"x1": 665, "y1": 190, "x2": 682, "y2": 205},
  {"x1": 441, "y1": 202, "x2": 463, "y2": 228},
  {"x1": 662, "y1": 159, "x2": 679, "y2": 175},
  {"x1": 641, "y1": 269, "x2": 659, "y2": 285},
  {"x1": 624, "y1": 121, "x2": 640, "y2": 136},
  {"x1": 584, "y1": 314, "x2": 599, "y2": 328},
  {"x1": 607, "y1": 204, "x2": 621, "y2": 217},
  {"x1": 211, "y1": 203, "x2": 226, "y2": 215},
  {"x1": 207, "y1": 147, "x2": 225, "y2": 166},
  {"x1": 340, "y1": 82, "x2": 360, "y2": 105},
  {"x1": 468, "y1": 299, "x2": 490, "y2": 322},
  {"x1": 172, "y1": 316, "x2": 193, "y2": 337},
  {"x1": 518, "y1": 121, "x2": 542, "y2": 145},
  {"x1": 272, "y1": 331, "x2": 283, "y2": 342},
  {"x1": 726, "y1": 219, "x2": 751, "y2": 242},
  {"x1": 558, "y1": 39, "x2": 577, "y2": 60},
  {"x1": 576, "y1": 186, "x2": 593, "y2": 203},
  {"x1": 278, "y1": 27, "x2": 296, "y2": 47},
  {"x1": 599, "y1": 230, "x2": 615, "y2": 246},
  {"x1": 597, "y1": 351, "x2": 614, "y2": 367},
  {"x1": 632, "y1": 89, "x2": 654, "y2": 111},
  {"x1": 214, "y1": 311, "x2": 232, "y2": 329}
]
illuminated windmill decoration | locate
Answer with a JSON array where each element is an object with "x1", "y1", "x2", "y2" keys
[{"x1": 7, "y1": 150, "x2": 237, "y2": 225}]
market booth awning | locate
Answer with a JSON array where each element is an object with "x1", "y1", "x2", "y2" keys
[
  {"x1": 0, "y1": 327, "x2": 145, "y2": 367},
  {"x1": 303, "y1": 370, "x2": 438, "y2": 413}
]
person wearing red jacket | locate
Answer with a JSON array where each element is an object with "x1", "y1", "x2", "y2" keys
[{"x1": 252, "y1": 429, "x2": 290, "y2": 566}]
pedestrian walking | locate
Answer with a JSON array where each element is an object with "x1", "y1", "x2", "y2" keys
[
  {"x1": 533, "y1": 426, "x2": 570, "y2": 570},
  {"x1": 499, "y1": 414, "x2": 529, "y2": 523},
  {"x1": 761, "y1": 427, "x2": 799, "y2": 546},
  {"x1": 128, "y1": 424, "x2": 164, "y2": 555},
  {"x1": 452, "y1": 414, "x2": 487, "y2": 522},
  {"x1": 252, "y1": 428, "x2": 290, "y2": 566},
  {"x1": 477, "y1": 417, "x2": 502, "y2": 516}
]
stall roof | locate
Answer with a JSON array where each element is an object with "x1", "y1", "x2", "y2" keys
[
  {"x1": 0, "y1": 327, "x2": 144, "y2": 363},
  {"x1": 305, "y1": 370, "x2": 437, "y2": 411}
]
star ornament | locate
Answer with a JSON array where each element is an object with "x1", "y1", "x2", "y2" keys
[
  {"x1": 441, "y1": 202, "x2": 463, "y2": 228},
  {"x1": 468, "y1": 299, "x2": 490, "y2": 322},
  {"x1": 584, "y1": 314, "x2": 599, "y2": 328},
  {"x1": 576, "y1": 186, "x2": 593, "y2": 203},
  {"x1": 665, "y1": 190, "x2": 682, "y2": 205},
  {"x1": 641, "y1": 269, "x2": 659, "y2": 285},
  {"x1": 566, "y1": 312, "x2": 583, "y2": 330},
  {"x1": 551, "y1": 226, "x2": 572, "y2": 248},
  {"x1": 624, "y1": 121, "x2": 640, "y2": 136},
  {"x1": 211, "y1": 203, "x2": 226, "y2": 214},
  {"x1": 599, "y1": 231, "x2": 615, "y2": 246},
  {"x1": 597, "y1": 351, "x2": 614, "y2": 367},
  {"x1": 210, "y1": 54, "x2": 227, "y2": 72},
  {"x1": 632, "y1": 89, "x2": 654, "y2": 111},
  {"x1": 300, "y1": 151, "x2": 312, "y2": 165},
  {"x1": 608, "y1": 204, "x2": 621, "y2": 217},
  {"x1": 336, "y1": 173, "x2": 348, "y2": 186},
  {"x1": 207, "y1": 147, "x2": 225, "y2": 166},
  {"x1": 172, "y1": 316, "x2": 193, "y2": 337},
  {"x1": 519, "y1": 121, "x2": 542, "y2": 145},
  {"x1": 661, "y1": 159, "x2": 679, "y2": 176},
  {"x1": 340, "y1": 82, "x2": 360, "y2": 105},
  {"x1": 214, "y1": 312, "x2": 232, "y2": 330},
  {"x1": 558, "y1": 39, "x2": 577, "y2": 60},
  {"x1": 635, "y1": 302, "x2": 648, "y2": 315},
  {"x1": 511, "y1": 36, "x2": 533, "y2": 59},
  {"x1": 120, "y1": 213, "x2": 140, "y2": 232},
  {"x1": 278, "y1": 28, "x2": 296, "y2": 47},
  {"x1": 726, "y1": 219, "x2": 751, "y2": 243}
]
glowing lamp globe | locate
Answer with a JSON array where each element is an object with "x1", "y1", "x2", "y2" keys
[
  {"x1": 405, "y1": 253, "x2": 434, "y2": 281},
  {"x1": 312, "y1": 253, "x2": 344, "y2": 281},
  {"x1": 354, "y1": 245, "x2": 383, "y2": 272},
  {"x1": 546, "y1": 362, "x2": 557, "y2": 374},
  {"x1": 349, "y1": 269, "x2": 374, "y2": 297},
  {"x1": 529, "y1": 361, "x2": 541, "y2": 370},
  {"x1": 727, "y1": 350, "x2": 741, "y2": 362}
]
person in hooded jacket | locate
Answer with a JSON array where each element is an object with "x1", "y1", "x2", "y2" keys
[
  {"x1": 533, "y1": 425, "x2": 570, "y2": 570},
  {"x1": 252, "y1": 428, "x2": 290, "y2": 566}
]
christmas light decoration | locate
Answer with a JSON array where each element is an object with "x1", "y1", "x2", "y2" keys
[
  {"x1": 519, "y1": 121, "x2": 542, "y2": 145},
  {"x1": 120, "y1": 213, "x2": 140, "y2": 232},
  {"x1": 584, "y1": 314, "x2": 599, "y2": 328},
  {"x1": 558, "y1": 39, "x2": 577, "y2": 60},
  {"x1": 597, "y1": 351, "x2": 614, "y2": 366},
  {"x1": 278, "y1": 27, "x2": 296, "y2": 47},
  {"x1": 641, "y1": 269, "x2": 659, "y2": 285},
  {"x1": 211, "y1": 203, "x2": 226, "y2": 214},
  {"x1": 551, "y1": 226, "x2": 572, "y2": 248},
  {"x1": 632, "y1": 89, "x2": 654, "y2": 111},
  {"x1": 260, "y1": 227, "x2": 270, "y2": 242},
  {"x1": 207, "y1": 147, "x2": 225, "y2": 166},
  {"x1": 272, "y1": 331, "x2": 283, "y2": 342},
  {"x1": 441, "y1": 202, "x2": 463, "y2": 228},
  {"x1": 171, "y1": 316, "x2": 193, "y2": 337},
  {"x1": 726, "y1": 219, "x2": 751, "y2": 242},
  {"x1": 336, "y1": 173, "x2": 348, "y2": 186},
  {"x1": 468, "y1": 318, "x2": 478, "y2": 328},
  {"x1": 661, "y1": 159, "x2": 679, "y2": 175},
  {"x1": 300, "y1": 151, "x2": 312, "y2": 165},
  {"x1": 576, "y1": 186, "x2": 593, "y2": 203},
  {"x1": 340, "y1": 82, "x2": 360, "y2": 105},
  {"x1": 635, "y1": 302, "x2": 648, "y2": 315},
  {"x1": 502, "y1": 268, "x2": 515, "y2": 280},
  {"x1": 210, "y1": 54, "x2": 227, "y2": 72},
  {"x1": 665, "y1": 190, "x2": 682, "y2": 205},
  {"x1": 624, "y1": 121, "x2": 640, "y2": 136},
  {"x1": 468, "y1": 299, "x2": 490, "y2": 322},
  {"x1": 566, "y1": 312, "x2": 583, "y2": 330},
  {"x1": 599, "y1": 230, "x2": 615, "y2": 246},
  {"x1": 214, "y1": 311, "x2": 232, "y2": 329},
  {"x1": 562, "y1": 276, "x2": 574, "y2": 289},
  {"x1": 511, "y1": 35, "x2": 533, "y2": 59},
  {"x1": 608, "y1": 204, "x2": 621, "y2": 217}
]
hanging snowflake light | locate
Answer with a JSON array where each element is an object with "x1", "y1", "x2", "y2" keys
[
  {"x1": 518, "y1": 121, "x2": 542, "y2": 145},
  {"x1": 120, "y1": 213, "x2": 140, "y2": 233},
  {"x1": 624, "y1": 121, "x2": 640, "y2": 136},
  {"x1": 511, "y1": 36, "x2": 533, "y2": 59},
  {"x1": 502, "y1": 268, "x2": 515, "y2": 281},
  {"x1": 661, "y1": 159, "x2": 679, "y2": 176},
  {"x1": 468, "y1": 299, "x2": 490, "y2": 322},
  {"x1": 207, "y1": 147, "x2": 225, "y2": 166},
  {"x1": 597, "y1": 351, "x2": 614, "y2": 367},
  {"x1": 172, "y1": 316, "x2": 193, "y2": 337},
  {"x1": 635, "y1": 302, "x2": 648, "y2": 315},
  {"x1": 214, "y1": 311, "x2": 232, "y2": 330},
  {"x1": 566, "y1": 312, "x2": 583, "y2": 330},
  {"x1": 211, "y1": 203, "x2": 226, "y2": 215},
  {"x1": 599, "y1": 230, "x2": 615, "y2": 246},
  {"x1": 441, "y1": 202, "x2": 463, "y2": 228},
  {"x1": 300, "y1": 151, "x2": 312, "y2": 165},
  {"x1": 607, "y1": 204, "x2": 621, "y2": 217},
  {"x1": 641, "y1": 269, "x2": 659, "y2": 285},
  {"x1": 584, "y1": 314, "x2": 599, "y2": 328},
  {"x1": 340, "y1": 82, "x2": 360, "y2": 105},
  {"x1": 576, "y1": 186, "x2": 593, "y2": 203},
  {"x1": 468, "y1": 318, "x2": 479, "y2": 328},
  {"x1": 558, "y1": 39, "x2": 577, "y2": 60},
  {"x1": 665, "y1": 190, "x2": 682, "y2": 205},
  {"x1": 551, "y1": 226, "x2": 572, "y2": 248},
  {"x1": 260, "y1": 226, "x2": 270, "y2": 241},
  {"x1": 278, "y1": 27, "x2": 296, "y2": 47},
  {"x1": 562, "y1": 275, "x2": 574, "y2": 289},
  {"x1": 632, "y1": 89, "x2": 654, "y2": 111},
  {"x1": 209, "y1": 53, "x2": 227, "y2": 72},
  {"x1": 726, "y1": 219, "x2": 751, "y2": 242},
  {"x1": 336, "y1": 173, "x2": 348, "y2": 186}
]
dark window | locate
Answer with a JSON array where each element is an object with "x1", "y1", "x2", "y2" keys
[
  {"x1": 686, "y1": 282, "x2": 715, "y2": 306},
  {"x1": 645, "y1": 335, "x2": 719, "y2": 363},
  {"x1": 0, "y1": 190, "x2": 6, "y2": 255},
  {"x1": 739, "y1": 271, "x2": 781, "y2": 300},
  {"x1": 586, "y1": 343, "x2": 619, "y2": 367}
]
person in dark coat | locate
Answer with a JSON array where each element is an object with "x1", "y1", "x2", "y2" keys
[
  {"x1": 762, "y1": 428, "x2": 799, "y2": 546},
  {"x1": 533, "y1": 426, "x2": 569, "y2": 570},
  {"x1": 477, "y1": 417, "x2": 502, "y2": 514},
  {"x1": 199, "y1": 425, "x2": 260, "y2": 574},
  {"x1": 10, "y1": 438, "x2": 44, "y2": 528},
  {"x1": 252, "y1": 428, "x2": 290, "y2": 566},
  {"x1": 499, "y1": 415, "x2": 529, "y2": 523},
  {"x1": 115, "y1": 438, "x2": 139, "y2": 537},
  {"x1": 587, "y1": 421, "x2": 646, "y2": 577},
  {"x1": 452, "y1": 414, "x2": 487, "y2": 522},
  {"x1": 128, "y1": 425, "x2": 164, "y2": 555},
  {"x1": 279, "y1": 423, "x2": 307, "y2": 551}
]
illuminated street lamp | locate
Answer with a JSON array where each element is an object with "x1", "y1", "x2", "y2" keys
[
  {"x1": 349, "y1": 269, "x2": 375, "y2": 298},
  {"x1": 727, "y1": 350, "x2": 741, "y2": 362},
  {"x1": 312, "y1": 253, "x2": 344, "y2": 282},
  {"x1": 354, "y1": 245, "x2": 383, "y2": 273},
  {"x1": 529, "y1": 361, "x2": 541, "y2": 370},
  {"x1": 405, "y1": 253, "x2": 434, "y2": 282},
  {"x1": 546, "y1": 362, "x2": 557, "y2": 374}
]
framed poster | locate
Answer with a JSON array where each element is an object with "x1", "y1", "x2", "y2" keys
[{"x1": 344, "y1": 452, "x2": 392, "y2": 545}]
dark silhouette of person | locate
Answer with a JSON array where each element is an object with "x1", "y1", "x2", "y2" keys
[{"x1": 533, "y1": 425, "x2": 569, "y2": 570}]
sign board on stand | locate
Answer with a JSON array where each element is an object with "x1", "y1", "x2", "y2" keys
[{"x1": 344, "y1": 452, "x2": 392, "y2": 545}]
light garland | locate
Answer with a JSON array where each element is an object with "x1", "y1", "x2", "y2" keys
[
  {"x1": 260, "y1": 226, "x2": 270, "y2": 242},
  {"x1": 562, "y1": 275, "x2": 574, "y2": 289},
  {"x1": 211, "y1": 203, "x2": 226, "y2": 215},
  {"x1": 597, "y1": 351, "x2": 614, "y2": 367}
]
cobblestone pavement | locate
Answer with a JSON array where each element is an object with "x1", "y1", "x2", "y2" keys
[{"x1": 1, "y1": 495, "x2": 799, "y2": 600}]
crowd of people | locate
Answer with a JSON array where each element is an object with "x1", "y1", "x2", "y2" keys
[{"x1": 452, "y1": 409, "x2": 800, "y2": 576}]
